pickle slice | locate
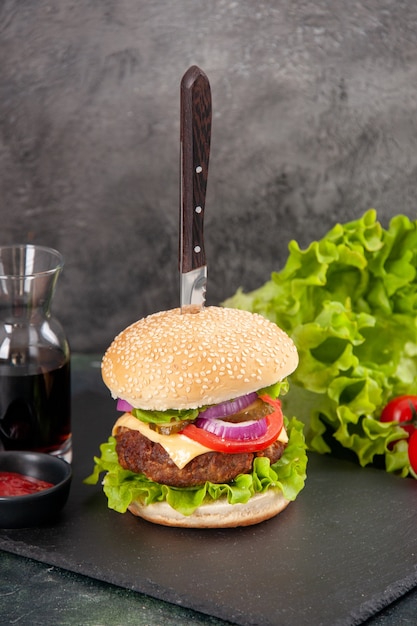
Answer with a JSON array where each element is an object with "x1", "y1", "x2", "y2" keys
[
  {"x1": 149, "y1": 420, "x2": 193, "y2": 435},
  {"x1": 221, "y1": 398, "x2": 273, "y2": 423}
]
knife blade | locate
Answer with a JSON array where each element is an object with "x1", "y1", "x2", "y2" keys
[{"x1": 180, "y1": 65, "x2": 212, "y2": 313}]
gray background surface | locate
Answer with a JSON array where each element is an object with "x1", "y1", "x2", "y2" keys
[{"x1": 1, "y1": 1, "x2": 417, "y2": 352}]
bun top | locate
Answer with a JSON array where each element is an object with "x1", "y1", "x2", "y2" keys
[{"x1": 102, "y1": 306, "x2": 298, "y2": 411}]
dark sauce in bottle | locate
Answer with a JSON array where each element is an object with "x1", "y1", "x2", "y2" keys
[{"x1": 0, "y1": 352, "x2": 71, "y2": 454}]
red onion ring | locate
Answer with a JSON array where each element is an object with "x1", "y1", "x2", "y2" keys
[
  {"x1": 195, "y1": 415, "x2": 268, "y2": 441},
  {"x1": 117, "y1": 398, "x2": 133, "y2": 412},
  {"x1": 197, "y1": 392, "x2": 258, "y2": 421}
]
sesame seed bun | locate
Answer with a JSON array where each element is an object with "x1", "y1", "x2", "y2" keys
[
  {"x1": 127, "y1": 489, "x2": 290, "y2": 528},
  {"x1": 102, "y1": 306, "x2": 298, "y2": 411}
]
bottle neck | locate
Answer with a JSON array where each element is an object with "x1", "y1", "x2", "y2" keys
[{"x1": 0, "y1": 271, "x2": 59, "y2": 322}]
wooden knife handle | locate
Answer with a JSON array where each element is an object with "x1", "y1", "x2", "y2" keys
[{"x1": 180, "y1": 66, "x2": 212, "y2": 273}]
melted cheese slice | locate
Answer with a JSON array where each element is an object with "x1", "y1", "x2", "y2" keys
[
  {"x1": 112, "y1": 412, "x2": 288, "y2": 470},
  {"x1": 112, "y1": 413, "x2": 212, "y2": 469}
]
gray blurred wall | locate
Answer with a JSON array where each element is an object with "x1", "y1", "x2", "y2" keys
[{"x1": 1, "y1": 1, "x2": 417, "y2": 353}]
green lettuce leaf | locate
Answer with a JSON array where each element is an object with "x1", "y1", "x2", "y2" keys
[
  {"x1": 224, "y1": 209, "x2": 417, "y2": 477},
  {"x1": 84, "y1": 417, "x2": 307, "y2": 516},
  {"x1": 258, "y1": 379, "x2": 289, "y2": 399},
  {"x1": 131, "y1": 406, "x2": 198, "y2": 425}
]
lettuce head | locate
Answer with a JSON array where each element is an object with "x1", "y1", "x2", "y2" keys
[{"x1": 224, "y1": 209, "x2": 417, "y2": 477}]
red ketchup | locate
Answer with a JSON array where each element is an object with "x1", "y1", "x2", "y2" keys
[{"x1": 0, "y1": 471, "x2": 54, "y2": 496}]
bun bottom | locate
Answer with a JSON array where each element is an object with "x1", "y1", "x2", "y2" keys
[{"x1": 127, "y1": 490, "x2": 290, "y2": 528}]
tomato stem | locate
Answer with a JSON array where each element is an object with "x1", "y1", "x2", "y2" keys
[{"x1": 402, "y1": 401, "x2": 417, "y2": 428}]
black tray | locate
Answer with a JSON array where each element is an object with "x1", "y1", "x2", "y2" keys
[{"x1": 1, "y1": 365, "x2": 417, "y2": 626}]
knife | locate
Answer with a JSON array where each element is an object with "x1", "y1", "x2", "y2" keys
[{"x1": 179, "y1": 65, "x2": 212, "y2": 313}]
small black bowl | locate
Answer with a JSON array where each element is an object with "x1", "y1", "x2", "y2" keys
[{"x1": 0, "y1": 451, "x2": 72, "y2": 528}]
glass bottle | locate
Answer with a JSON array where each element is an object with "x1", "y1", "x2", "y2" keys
[{"x1": 0, "y1": 244, "x2": 71, "y2": 461}]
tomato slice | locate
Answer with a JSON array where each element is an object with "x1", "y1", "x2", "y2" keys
[{"x1": 181, "y1": 395, "x2": 284, "y2": 453}]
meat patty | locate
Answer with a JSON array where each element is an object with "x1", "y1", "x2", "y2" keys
[{"x1": 115, "y1": 426, "x2": 286, "y2": 487}]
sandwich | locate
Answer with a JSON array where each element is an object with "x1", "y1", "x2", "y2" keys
[{"x1": 86, "y1": 306, "x2": 307, "y2": 527}]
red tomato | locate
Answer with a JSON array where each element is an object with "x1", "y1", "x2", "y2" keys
[
  {"x1": 408, "y1": 431, "x2": 417, "y2": 473},
  {"x1": 380, "y1": 395, "x2": 417, "y2": 436},
  {"x1": 181, "y1": 395, "x2": 284, "y2": 453}
]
